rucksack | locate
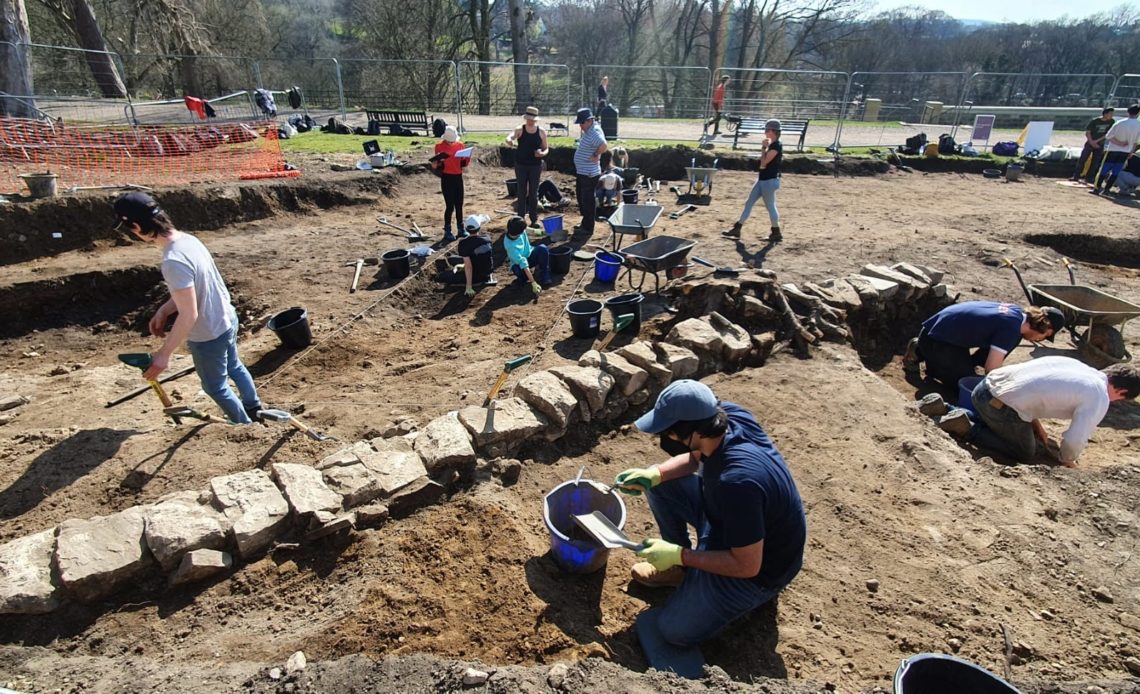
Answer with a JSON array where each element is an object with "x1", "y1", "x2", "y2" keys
[
  {"x1": 287, "y1": 87, "x2": 303, "y2": 110},
  {"x1": 432, "y1": 118, "x2": 447, "y2": 138},
  {"x1": 900, "y1": 133, "x2": 927, "y2": 156},
  {"x1": 938, "y1": 134, "x2": 957, "y2": 156},
  {"x1": 993, "y1": 141, "x2": 1019, "y2": 156}
]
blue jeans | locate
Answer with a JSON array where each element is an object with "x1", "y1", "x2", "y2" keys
[
  {"x1": 186, "y1": 326, "x2": 260, "y2": 424},
  {"x1": 738, "y1": 178, "x2": 780, "y2": 227},
  {"x1": 969, "y1": 379, "x2": 1036, "y2": 461},
  {"x1": 646, "y1": 475, "x2": 781, "y2": 647},
  {"x1": 510, "y1": 244, "x2": 551, "y2": 285}
]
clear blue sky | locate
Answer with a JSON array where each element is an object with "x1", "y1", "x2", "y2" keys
[{"x1": 870, "y1": 0, "x2": 1137, "y2": 23}]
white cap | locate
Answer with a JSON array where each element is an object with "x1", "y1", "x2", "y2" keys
[
  {"x1": 464, "y1": 214, "x2": 482, "y2": 231},
  {"x1": 442, "y1": 126, "x2": 458, "y2": 142}
]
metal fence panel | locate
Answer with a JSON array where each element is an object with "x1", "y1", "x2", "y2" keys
[
  {"x1": 835, "y1": 71, "x2": 966, "y2": 148},
  {"x1": 255, "y1": 57, "x2": 345, "y2": 119},
  {"x1": 22, "y1": 42, "x2": 127, "y2": 100},
  {"x1": 119, "y1": 53, "x2": 260, "y2": 102},
  {"x1": 337, "y1": 58, "x2": 459, "y2": 126},
  {"x1": 457, "y1": 61, "x2": 570, "y2": 133},
  {"x1": 717, "y1": 68, "x2": 849, "y2": 149},
  {"x1": 950, "y1": 72, "x2": 1117, "y2": 137},
  {"x1": 1110, "y1": 74, "x2": 1140, "y2": 107},
  {"x1": 583, "y1": 64, "x2": 712, "y2": 119}
]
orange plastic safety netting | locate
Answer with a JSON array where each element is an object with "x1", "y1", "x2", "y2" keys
[{"x1": 0, "y1": 117, "x2": 297, "y2": 192}]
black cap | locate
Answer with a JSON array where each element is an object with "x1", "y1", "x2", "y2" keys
[
  {"x1": 1043, "y1": 306, "x2": 1066, "y2": 341},
  {"x1": 112, "y1": 192, "x2": 162, "y2": 231},
  {"x1": 506, "y1": 216, "x2": 527, "y2": 237},
  {"x1": 1102, "y1": 106, "x2": 1115, "y2": 114},
  {"x1": 574, "y1": 108, "x2": 594, "y2": 124}
]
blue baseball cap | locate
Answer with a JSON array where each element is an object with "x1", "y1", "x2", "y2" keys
[{"x1": 634, "y1": 380, "x2": 719, "y2": 434}]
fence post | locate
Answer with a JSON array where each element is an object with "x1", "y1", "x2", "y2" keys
[
  {"x1": 333, "y1": 59, "x2": 347, "y2": 119},
  {"x1": 454, "y1": 61, "x2": 463, "y2": 134},
  {"x1": 833, "y1": 73, "x2": 856, "y2": 151},
  {"x1": 252, "y1": 61, "x2": 264, "y2": 90},
  {"x1": 1109, "y1": 74, "x2": 1123, "y2": 106},
  {"x1": 950, "y1": 72, "x2": 978, "y2": 140}
]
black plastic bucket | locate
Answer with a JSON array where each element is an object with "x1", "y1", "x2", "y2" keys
[
  {"x1": 382, "y1": 249, "x2": 411, "y2": 280},
  {"x1": 894, "y1": 654, "x2": 1022, "y2": 694},
  {"x1": 549, "y1": 245, "x2": 574, "y2": 275},
  {"x1": 621, "y1": 189, "x2": 638, "y2": 204},
  {"x1": 267, "y1": 307, "x2": 312, "y2": 349},
  {"x1": 604, "y1": 293, "x2": 644, "y2": 334},
  {"x1": 505, "y1": 178, "x2": 518, "y2": 197},
  {"x1": 567, "y1": 299, "x2": 604, "y2": 339}
]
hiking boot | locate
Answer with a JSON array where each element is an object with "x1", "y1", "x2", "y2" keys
[
  {"x1": 631, "y1": 562, "x2": 684, "y2": 588},
  {"x1": 244, "y1": 404, "x2": 265, "y2": 425},
  {"x1": 768, "y1": 227, "x2": 783, "y2": 243},
  {"x1": 902, "y1": 337, "x2": 921, "y2": 373},
  {"x1": 937, "y1": 409, "x2": 973, "y2": 437},
  {"x1": 722, "y1": 222, "x2": 742, "y2": 238},
  {"x1": 917, "y1": 392, "x2": 949, "y2": 417},
  {"x1": 442, "y1": 230, "x2": 456, "y2": 243},
  {"x1": 1089, "y1": 188, "x2": 1102, "y2": 196}
]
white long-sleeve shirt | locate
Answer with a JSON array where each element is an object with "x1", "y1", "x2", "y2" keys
[{"x1": 985, "y1": 356, "x2": 1109, "y2": 462}]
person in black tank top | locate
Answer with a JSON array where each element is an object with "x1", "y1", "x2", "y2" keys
[
  {"x1": 507, "y1": 106, "x2": 550, "y2": 227},
  {"x1": 724, "y1": 119, "x2": 784, "y2": 244}
]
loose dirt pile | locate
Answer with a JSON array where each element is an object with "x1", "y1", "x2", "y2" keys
[{"x1": 1, "y1": 162, "x2": 1139, "y2": 692}]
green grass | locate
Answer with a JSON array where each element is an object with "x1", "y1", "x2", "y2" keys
[{"x1": 279, "y1": 130, "x2": 714, "y2": 157}]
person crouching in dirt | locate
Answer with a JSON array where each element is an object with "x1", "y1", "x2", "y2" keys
[
  {"x1": 433, "y1": 125, "x2": 469, "y2": 242},
  {"x1": 614, "y1": 380, "x2": 806, "y2": 655},
  {"x1": 903, "y1": 301, "x2": 1065, "y2": 389},
  {"x1": 724, "y1": 119, "x2": 782, "y2": 244},
  {"x1": 936, "y1": 357, "x2": 1140, "y2": 467},
  {"x1": 503, "y1": 216, "x2": 551, "y2": 297},
  {"x1": 114, "y1": 192, "x2": 262, "y2": 424}
]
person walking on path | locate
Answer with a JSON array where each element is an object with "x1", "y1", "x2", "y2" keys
[
  {"x1": 573, "y1": 108, "x2": 607, "y2": 234},
  {"x1": 937, "y1": 357, "x2": 1140, "y2": 466},
  {"x1": 1072, "y1": 107, "x2": 1114, "y2": 183},
  {"x1": 903, "y1": 301, "x2": 1065, "y2": 387},
  {"x1": 597, "y1": 76, "x2": 609, "y2": 112},
  {"x1": 724, "y1": 119, "x2": 783, "y2": 243},
  {"x1": 503, "y1": 216, "x2": 551, "y2": 297},
  {"x1": 506, "y1": 106, "x2": 549, "y2": 229},
  {"x1": 613, "y1": 380, "x2": 806, "y2": 659},
  {"x1": 707, "y1": 75, "x2": 730, "y2": 135},
  {"x1": 433, "y1": 125, "x2": 470, "y2": 242},
  {"x1": 114, "y1": 192, "x2": 262, "y2": 424},
  {"x1": 1092, "y1": 103, "x2": 1140, "y2": 195}
]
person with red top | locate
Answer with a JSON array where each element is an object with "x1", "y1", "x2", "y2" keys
[
  {"x1": 433, "y1": 126, "x2": 470, "y2": 242},
  {"x1": 707, "y1": 76, "x2": 730, "y2": 136}
]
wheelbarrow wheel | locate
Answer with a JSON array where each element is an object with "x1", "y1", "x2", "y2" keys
[{"x1": 1074, "y1": 324, "x2": 1128, "y2": 368}]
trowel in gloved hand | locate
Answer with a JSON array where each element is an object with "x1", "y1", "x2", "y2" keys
[
  {"x1": 573, "y1": 511, "x2": 645, "y2": 551},
  {"x1": 255, "y1": 408, "x2": 336, "y2": 442}
]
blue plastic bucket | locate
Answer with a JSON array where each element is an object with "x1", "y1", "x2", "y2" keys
[
  {"x1": 958, "y1": 376, "x2": 983, "y2": 414},
  {"x1": 543, "y1": 479, "x2": 627, "y2": 574},
  {"x1": 542, "y1": 215, "x2": 564, "y2": 235},
  {"x1": 894, "y1": 654, "x2": 1022, "y2": 694},
  {"x1": 594, "y1": 251, "x2": 623, "y2": 283}
]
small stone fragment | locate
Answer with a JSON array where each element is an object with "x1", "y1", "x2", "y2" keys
[
  {"x1": 269, "y1": 667, "x2": 282, "y2": 680},
  {"x1": 547, "y1": 662, "x2": 569, "y2": 688},
  {"x1": 354, "y1": 504, "x2": 390, "y2": 527},
  {"x1": 865, "y1": 578, "x2": 880, "y2": 593},
  {"x1": 1125, "y1": 657, "x2": 1140, "y2": 676},
  {"x1": 0, "y1": 395, "x2": 29, "y2": 412},
  {"x1": 169, "y1": 549, "x2": 232, "y2": 586},
  {"x1": 1091, "y1": 586, "x2": 1114, "y2": 603},
  {"x1": 462, "y1": 668, "x2": 489, "y2": 686},
  {"x1": 286, "y1": 651, "x2": 307, "y2": 674}
]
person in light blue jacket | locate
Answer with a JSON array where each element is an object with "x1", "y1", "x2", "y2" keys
[{"x1": 502, "y1": 216, "x2": 550, "y2": 297}]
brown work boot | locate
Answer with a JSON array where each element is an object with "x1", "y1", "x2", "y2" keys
[
  {"x1": 903, "y1": 337, "x2": 921, "y2": 373},
  {"x1": 722, "y1": 222, "x2": 742, "y2": 238},
  {"x1": 631, "y1": 562, "x2": 684, "y2": 588}
]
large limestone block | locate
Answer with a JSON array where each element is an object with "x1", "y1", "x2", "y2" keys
[
  {"x1": 709, "y1": 312, "x2": 751, "y2": 362},
  {"x1": 271, "y1": 463, "x2": 343, "y2": 518},
  {"x1": 665, "y1": 318, "x2": 724, "y2": 359},
  {"x1": 0, "y1": 528, "x2": 60, "y2": 614},
  {"x1": 805, "y1": 280, "x2": 861, "y2": 311},
  {"x1": 652, "y1": 342, "x2": 700, "y2": 379},
  {"x1": 890, "y1": 262, "x2": 933, "y2": 287},
  {"x1": 315, "y1": 441, "x2": 374, "y2": 471},
  {"x1": 615, "y1": 342, "x2": 673, "y2": 384},
  {"x1": 364, "y1": 437, "x2": 430, "y2": 496},
  {"x1": 578, "y1": 350, "x2": 648, "y2": 397},
  {"x1": 169, "y1": 549, "x2": 232, "y2": 586},
  {"x1": 458, "y1": 397, "x2": 549, "y2": 449},
  {"x1": 55, "y1": 507, "x2": 151, "y2": 601},
  {"x1": 859, "y1": 264, "x2": 924, "y2": 299},
  {"x1": 413, "y1": 413, "x2": 477, "y2": 475},
  {"x1": 548, "y1": 365, "x2": 615, "y2": 422},
  {"x1": 322, "y1": 462, "x2": 384, "y2": 508},
  {"x1": 144, "y1": 492, "x2": 228, "y2": 571},
  {"x1": 515, "y1": 371, "x2": 579, "y2": 436},
  {"x1": 209, "y1": 470, "x2": 290, "y2": 558},
  {"x1": 844, "y1": 274, "x2": 898, "y2": 301},
  {"x1": 387, "y1": 477, "x2": 446, "y2": 519},
  {"x1": 740, "y1": 294, "x2": 780, "y2": 320}
]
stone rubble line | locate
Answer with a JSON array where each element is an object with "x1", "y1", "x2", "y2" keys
[{"x1": 0, "y1": 263, "x2": 949, "y2": 616}]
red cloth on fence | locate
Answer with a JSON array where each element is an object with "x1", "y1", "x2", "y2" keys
[{"x1": 184, "y1": 96, "x2": 207, "y2": 120}]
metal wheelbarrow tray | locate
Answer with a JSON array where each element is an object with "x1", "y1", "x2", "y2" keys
[
  {"x1": 617, "y1": 235, "x2": 697, "y2": 294},
  {"x1": 605, "y1": 204, "x2": 664, "y2": 249}
]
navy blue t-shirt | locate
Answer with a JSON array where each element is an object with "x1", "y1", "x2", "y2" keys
[
  {"x1": 699, "y1": 402, "x2": 806, "y2": 588},
  {"x1": 922, "y1": 301, "x2": 1024, "y2": 354}
]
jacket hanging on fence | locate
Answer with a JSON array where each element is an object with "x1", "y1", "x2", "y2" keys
[
  {"x1": 184, "y1": 96, "x2": 207, "y2": 120},
  {"x1": 254, "y1": 89, "x2": 278, "y2": 117}
]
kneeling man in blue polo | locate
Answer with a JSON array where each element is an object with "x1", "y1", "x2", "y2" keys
[{"x1": 614, "y1": 380, "x2": 806, "y2": 671}]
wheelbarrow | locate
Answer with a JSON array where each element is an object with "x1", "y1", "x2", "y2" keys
[
  {"x1": 594, "y1": 235, "x2": 697, "y2": 294},
  {"x1": 1003, "y1": 257, "x2": 1140, "y2": 367},
  {"x1": 604, "y1": 203, "x2": 664, "y2": 250}
]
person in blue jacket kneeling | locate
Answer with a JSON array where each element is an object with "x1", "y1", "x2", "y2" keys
[{"x1": 503, "y1": 216, "x2": 551, "y2": 297}]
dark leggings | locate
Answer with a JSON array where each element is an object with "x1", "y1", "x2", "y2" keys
[
  {"x1": 917, "y1": 331, "x2": 987, "y2": 389},
  {"x1": 440, "y1": 173, "x2": 464, "y2": 231},
  {"x1": 515, "y1": 163, "x2": 542, "y2": 224}
]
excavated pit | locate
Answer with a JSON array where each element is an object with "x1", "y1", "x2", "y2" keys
[{"x1": 1025, "y1": 232, "x2": 1140, "y2": 269}]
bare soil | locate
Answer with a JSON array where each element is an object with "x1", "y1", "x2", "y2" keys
[{"x1": 1, "y1": 161, "x2": 1140, "y2": 693}]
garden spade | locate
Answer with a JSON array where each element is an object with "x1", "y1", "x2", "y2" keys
[
  {"x1": 594, "y1": 313, "x2": 634, "y2": 352},
  {"x1": 483, "y1": 354, "x2": 532, "y2": 407},
  {"x1": 118, "y1": 353, "x2": 226, "y2": 425},
  {"x1": 255, "y1": 408, "x2": 336, "y2": 442},
  {"x1": 573, "y1": 511, "x2": 644, "y2": 551}
]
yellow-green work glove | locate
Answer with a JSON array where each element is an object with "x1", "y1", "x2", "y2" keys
[
  {"x1": 465, "y1": 287, "x2": 476, "y2": 297},
  {"x1": 614, "y1": 467, "x2": 661, "y2": 496},
  {"x1": 531, "y1": 281, "x2": 542, "y2": 295},
  {"x1": 637, "y1": 538, "x2": 683, "y2": 571}
]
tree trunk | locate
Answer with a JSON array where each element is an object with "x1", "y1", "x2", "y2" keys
[
  {"x1": 507, "y1": 0, "x2": 531, "y2": 112},
  {"x1": 0, "y1": 0, "x2": 37, "y2": 117},
  {"x1": 70, "y1": 0, "x2": 127, "y2": 98},
  {"x1": 179, "y1": 49, "x2": 204, "y2": 99}
]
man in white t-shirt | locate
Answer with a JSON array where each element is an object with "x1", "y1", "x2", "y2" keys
[
  {"x1": 596, "y1": 169, "x2": 623, "y2": 206},
  {"x1": 1092, "y1": 103, "x2": 1140, "y2": 195},
  {"x1": 114, "y1": 192, "x2": 262, "y2": 424},
  {"x1": 939, "y1": 356, "x2": 1140, "y2": 466}
]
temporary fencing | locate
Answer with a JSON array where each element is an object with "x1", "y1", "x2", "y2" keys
[
  {"x1": 583, "y1": 65, "x2": 712, "y2": 119},
  {"x1": 457, "y1": 61, "x2": 571, "y2": 132},
  {"x1": 717, "y1": 68, "x2": 849, "y2": 148},
  {"x1": 949, "y1": 72, "x2": 1116, "y2": 137},
  {"x1": 255, "y1": 58, "x2": 344, "y2": 119},
  {"x1": 834, "y1": 72, "x2": 967, "y2": 148},
  {"x1": 1110, "y1": 74, "x2": 1140, "y2": 108},
  {"x1": 338, "y1": 58, "x2": 460, "y2": 126}
]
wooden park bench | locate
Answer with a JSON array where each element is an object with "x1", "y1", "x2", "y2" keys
[
  {"x1": 365, "y1": 110, "x2": 431, "y2": 135},
  {"x1": 732, "y1": 118, "x2": 810, "y2": 152}
]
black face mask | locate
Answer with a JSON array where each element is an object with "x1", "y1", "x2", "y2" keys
[{"x1": 659, "y1": 433, "x2": 692, "y2": 457}]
